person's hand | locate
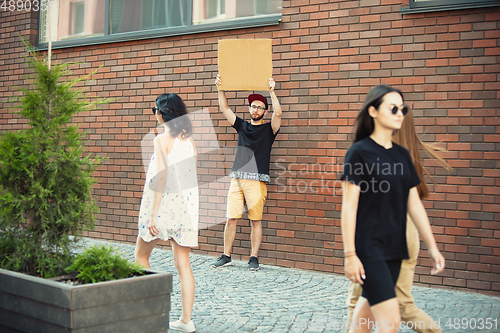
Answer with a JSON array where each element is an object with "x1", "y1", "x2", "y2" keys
[
  {"x1": 344, "y1": 254, "x2": 366, "y2": 285},
  {"x1": 215, "y1": 74, "x2": 222, "y2": 86},
  {"x1": 148, "y1": 214, "x2": 160, "y2": 237},
  {"x1": 268, "y1": 77, "x2": 275, "y2": 92},
  {"x1": 429, "y1": 247, "x2": 445, "y2": 275}
]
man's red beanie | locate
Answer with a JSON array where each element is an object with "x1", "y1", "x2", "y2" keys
[{"x1": 248, "y1": 94, "x2": 268, "y2": 110}]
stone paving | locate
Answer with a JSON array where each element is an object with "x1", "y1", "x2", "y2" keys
[{"x1": 79, "y1": 238, "x2": 499, "y2": 333}]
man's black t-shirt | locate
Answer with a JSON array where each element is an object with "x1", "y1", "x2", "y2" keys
[
  {"x1": 341, "y1": 137, "x2": 420, "y2": 261},
  {"x1": 230, "y1": 116, "x2": 279, "y2": 183}
]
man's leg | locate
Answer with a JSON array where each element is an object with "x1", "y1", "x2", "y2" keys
[
  {"x1": 224, "y1": 218, "x2": 238, "y2": 256},
  {"x1": 245, "y1": 180, "x2": 267, "y2": 258},
  {"x1": 397, "y1": 260, "x2": 442, "y2": 333},
  {"x1": 398, "y1": 218, "x2": 442, "y2": 333},
  {"x1": 223, "y1": 178, "x2": 243, "y2": 257},
  {"x1": 245, "y1": 180, "x2": 266, "y2": 270},
  {"x1": 212, "y1": 219, "x2": 236, "y2": 267},
  {"x1": 250, "y1": 219, "x2": 262, "y2": 257},
  {"x1": 346, "y1": 282, "x2": 363, "y2": 332}
]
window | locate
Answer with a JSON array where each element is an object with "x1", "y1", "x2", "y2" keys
[
  {"x1": 207, "y1": 0, "x2": 225, "y2": 19},
  {"x1": 401, "y1": 0, "x2": 500, "y2": 14},
  {"x1": 39, "y1": 0, "x2": 105, "y2": 42},
  {"x1": 108, "y1": 0, "x2": 188, "y2": 34},
  {"x1": 192, "y1": 0, "x2": 281, "y2": 24},
  {"x1": 38, "y1": 0, "x2": 282, "y2": 48},
  {"x1": 255, "y1": 0, "x2": 281, "y2": 15},
  {"x1": 71, "y1": 2, "x2": 85, "y2": 35}
]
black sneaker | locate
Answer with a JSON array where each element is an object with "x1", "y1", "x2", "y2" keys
[
  {"x1": 248, "y1": 256, "x2": 259, "y2": 271},
  {"x1": 212, "y1": 254, "x2": 232, "y2": 268}
]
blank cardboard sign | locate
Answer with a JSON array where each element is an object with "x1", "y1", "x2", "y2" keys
[{"x1": 217, "y1": 39, "x2": 272, "y2": 91}]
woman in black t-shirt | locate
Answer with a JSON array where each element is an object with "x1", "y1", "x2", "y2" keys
[{"x1": 341, "y1": 85, "x2": 445, "y2": 333}]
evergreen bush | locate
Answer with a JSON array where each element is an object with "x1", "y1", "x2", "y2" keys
[
  {"x1": 66, "y1": 245, "x2": 145, "y2": 284},
  {"x1": 0, "y1": 45, "x2": 108, "y2": 278}
]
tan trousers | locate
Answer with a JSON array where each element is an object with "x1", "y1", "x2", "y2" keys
[{"x1": 346, "y1": 218, "x2": 442, "y2": 333}]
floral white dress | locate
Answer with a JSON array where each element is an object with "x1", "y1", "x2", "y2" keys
[{"x1": 138, "y1": 137, "x2": 198, "y2": 247}]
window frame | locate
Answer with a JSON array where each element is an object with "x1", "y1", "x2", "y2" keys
[
  {"x1": 37, "y1": 0, "x2": 281, "y2": 50},
  {"x1": 400, "y1": 0, "x2": 500, "y2": 14}
]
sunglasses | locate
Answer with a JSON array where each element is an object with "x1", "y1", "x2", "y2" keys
[
  {"x1": 152, "y1": 107, "x2": 158, "y2": 115},
  {"x1": 391, "y1": 105, "x2": 409, "y2": 116}
]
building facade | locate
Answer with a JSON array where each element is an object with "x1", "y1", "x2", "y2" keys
[{"x1": 1, "y1": 0, "x2": 499, "y2": 295}]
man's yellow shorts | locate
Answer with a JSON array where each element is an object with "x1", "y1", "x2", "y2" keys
[{"x1": 227, "y1": 178, "x2": 267, "y2": 221}]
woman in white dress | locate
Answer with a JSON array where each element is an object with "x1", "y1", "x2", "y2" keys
[{"x1": 135, "y1": 93, "x2": 198, "y2": 333}]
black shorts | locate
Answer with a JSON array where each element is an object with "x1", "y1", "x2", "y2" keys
[{"x1": 361, "y1": 259, "x2": 402, "y2": 306}]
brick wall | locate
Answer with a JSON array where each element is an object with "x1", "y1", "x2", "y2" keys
[{"x1": 0, "y1": 1, "x2": 499, "y2": 295}]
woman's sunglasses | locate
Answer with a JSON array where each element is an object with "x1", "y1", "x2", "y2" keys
[
  {"x1": 152, "y1": 107, "x2": 158, "y2": 115},
  {"x1": 391, "y1": 105, "x2": 409, "y2": 116}
]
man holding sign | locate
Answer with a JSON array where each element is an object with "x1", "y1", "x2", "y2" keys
[{"x1": 213, "y1": 74, "x2": 282, "y2": 271}]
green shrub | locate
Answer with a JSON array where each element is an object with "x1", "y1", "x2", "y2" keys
[
  {"x1": 0, "y1": 44, "x2": 108, "y2": 278},
  {"x1": 66, "y1": 245, "x2": 145, "y2": 284}
]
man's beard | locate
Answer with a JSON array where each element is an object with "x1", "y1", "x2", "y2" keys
[{"x1": 251, "y1": 112, "x2": 265, "y2": 121}]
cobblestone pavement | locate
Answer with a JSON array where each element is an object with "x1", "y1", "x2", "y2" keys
[{"x1": 79, "y1": 238, "x2": 499, "y2": 333}]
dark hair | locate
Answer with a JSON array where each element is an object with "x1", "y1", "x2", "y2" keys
[
  {"x1": 353, "y1": 85, "x2": 404, "y2": 142},
  {"x1": 155, "y1": 93, "x2": 192, "y2": 138},
  {"x1": 393, "y1": 109, "x2": 451, "y2": 200}
]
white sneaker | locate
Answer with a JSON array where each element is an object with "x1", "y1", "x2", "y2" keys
[{"x1": 169, "y1": 319, "x2": 196, "y2": 332}]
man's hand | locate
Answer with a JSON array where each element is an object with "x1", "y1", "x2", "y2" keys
[
  {"x1": 268, "y1": 78, "x2": 276, "y2": 92},
  {"x1": 429, "y1": 247, "x2": 445, "y2": 275}
]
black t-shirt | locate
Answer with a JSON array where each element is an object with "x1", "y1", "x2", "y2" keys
[
  {"x1": 341, "y1": 137, "x2": 420, "y2": 261},
  {"x1": 230, "y1": 116, "x2": 279, "y2": 183}
]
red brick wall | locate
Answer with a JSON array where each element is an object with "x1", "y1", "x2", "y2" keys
[{"x1": 1, "y1": 1, "x2": 499, "y2": 295}]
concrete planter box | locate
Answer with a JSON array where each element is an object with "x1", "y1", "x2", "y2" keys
[{"x1": 0, "y1": 268, "x2": 172, "y2": 333}]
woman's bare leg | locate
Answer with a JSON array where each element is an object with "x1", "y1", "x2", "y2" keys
[
  {"x1": 349, "y1": 296, "x2": 401, "y2": 333},
  {"x1": 349, "y1": 296, "x2": 375, "y2": 333},
  {"x1": 134, "y1": 236, "x2": 159, "y2": 269},
  {"x1": 371, "y1": 298, "x2": 401, "y2": 333},
  {"x1": 172, "y1": 239, "x2": 195, "y2": 324}
]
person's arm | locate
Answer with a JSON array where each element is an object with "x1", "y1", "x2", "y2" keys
[
  {"x1": 269, "y1": 78, "x2": 282, "y2": 134},
  {"x1": 341, "y1": 180, "x2": 366, "y2": 284},
  {"x1": 407, "y1": 187, "x2": 445, "y2": 275},
  {"x1": 149, "y1": 135, "x2": 168, "y2": 237},
  {"x1": 190, "y1": 137, "x2": 197, "y2": 164},
  {"x1": 215, "y1": 74, "x2": 236, "y2": 126}
]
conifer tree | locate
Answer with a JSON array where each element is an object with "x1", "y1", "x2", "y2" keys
[{"x1": 0, "y1": 45, "x2": 108, "y2": 278}]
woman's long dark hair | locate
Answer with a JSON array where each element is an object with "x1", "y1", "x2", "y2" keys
[
  {"x1": 155, "y1": 93, "x2": 192, "y2": 138},
  {"x1": 393, "y1": 109, "x2": 451, "y2": 200},
  {"x1": 353, "y1": 85, "x2": 404, "y2": 142}
]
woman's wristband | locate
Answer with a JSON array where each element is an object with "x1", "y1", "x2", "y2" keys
[{"x1": 344, "y1": 251, "x2": 357, "y2": 258}]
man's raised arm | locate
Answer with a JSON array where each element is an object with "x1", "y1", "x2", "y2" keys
[
  {"x1": 215, "y1": 74, "x2": 236, "y2": 126},
  {"x1": 269, "y1": 78, "x2": 282, "y2": 134}
]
